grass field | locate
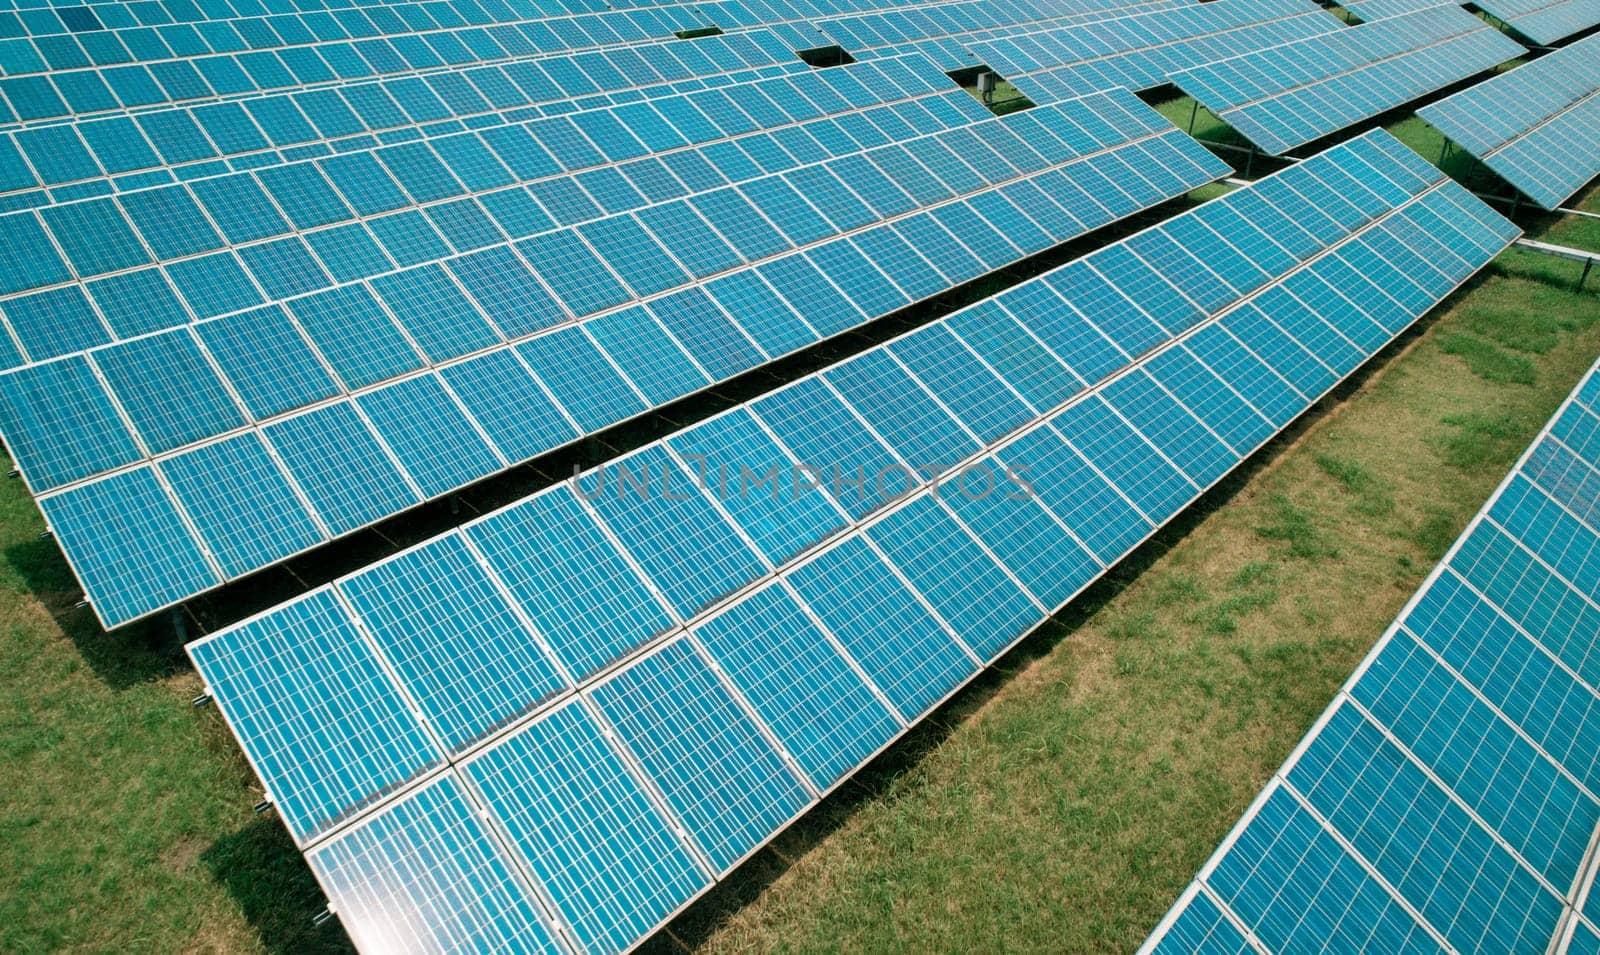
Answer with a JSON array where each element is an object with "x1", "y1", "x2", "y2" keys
[{"x1": 1, "y1": 116, "x2": 1597, "y2": 953}]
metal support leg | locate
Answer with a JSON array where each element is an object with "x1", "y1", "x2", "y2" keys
[
  {"x1": 1187, "y1": 98, "x2": 1199, "y2": 135},
  {"x1": 171, "y1": 606, "x2": 187, "y2": 643},
  {"x1": 1243, "y1": 148, "x2": 1256, "y2": 179},
  {"x1": 1581, "y1": 259, "x2": 1593, "y2": 294}
]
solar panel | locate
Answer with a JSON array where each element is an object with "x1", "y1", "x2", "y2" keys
[
  {"x1": 1419, "y1": 32, "x2": 1600, "y2": 210},
  {"x1": 0, "y1": 52, "x2": 954, "y2": 360},
  {"x1": 814, "y1": 0, "x2": 1187, "y2": 70},
  {"x1": 1173, "y1": 4, "x2": 1525, "y2": 155},
  {"x1": 966, "y1": 0, "x2": 1343, "y2": 106},
  {"x1": 1474, "y1": 0, "x2": 1600, "y2": 43},
  {"x1": 189, "y1": 129, "x2": 1517, "y2": 954},
  {"x1": 1143, "y1": 352, "x2": 1600, "y2": 955},
  {"x1": 1, "y1": 82, "x2": 1228, "y2": 629},
  {"x1": 1342, "y1": 0, "x2": 1455, "y2": 21},
  {"x1": 0, "y1": 0, "x2": 772, "y2": 123}
]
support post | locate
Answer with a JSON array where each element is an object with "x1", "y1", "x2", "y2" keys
[
  {"x1": 1187, "y1": 98, "x2": 1199, "y2": 135},
  {"x1": 1581, "y1": 258, "x2": 1593, "y2": 294},
  {"x1": 1243, "y1": 147, "x2": 1256, "y2": 180},
  {"x1": 171, "y1": 606, "x2": 187, "y2": 643}
]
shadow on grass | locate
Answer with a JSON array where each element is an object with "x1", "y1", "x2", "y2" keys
[
  {"x1": 640, "y1": 270, "x2": 1488, "y2": 952},
  {"x1": 2, "y1": 531, "x2": 191, "y2": 689},
  {"x1": 202, "y1": 815, "x2": 354, "y2": 955}
]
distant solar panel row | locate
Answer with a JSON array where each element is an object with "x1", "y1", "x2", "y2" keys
[
  {"x1": 0, "y1": 54, "x2": 967, "y2": 364},
  {"x1": 966, "y1": 0, "x2": 1342, "y2": 107},
  {"x1": 1474, "y1": 0, "x2": 1600, "y2": 44},
  {"x1": 1143, "y1": 351, "x2": 1600, "y2": 955},
  {"x1": 0, "y1": 0, "x2": 770, "y2": 122},
  {"x1": 813, "y1": 0, "x2": 1185, "y2": 69},
  {"x1": 0, "y1": 27, "x2": 816, "y2": 205},
  {"x1": 1173, "y1": 4, "x2": 1525, "y2": 155},
  {"x1": 1341, "y1": 0, "x2": 1454, "y2": 22},
  {"x1": 3, "y1": 88, "x2": 1228, "y2": 628},
  {"x1": 189, "y1": 129, "x2": 1517, "y2": 955},
  {"x1": 1419, "y1": 32, "x2": 1600, "y2": 210}
]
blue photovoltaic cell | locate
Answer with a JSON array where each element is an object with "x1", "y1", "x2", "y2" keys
[
  {"x1": 436, "y1": 350, "x2": 578, "y2": 465},
  {"x1": 666, "y1": 410, "x2": 848, "y2": 567},
  {"x1": 942, "y1": 457, "x2": 1101, "y2": 608},
  {"x1": 159, "y1": 432, "x2": 324, "y2": 578},
  {"x1": 865, "y1": 494, "x2": 1044, "y2": 660},
  {"x1": 693, "y1": 582, "x2": 900, "y2": 788},
  {"x1": 1288, "y1": 704, "x2": 1562, "y2": 954},
  {"x1": 996, "y1": 425, "x2": 1153, "y2": 564},
  {"x1": 752, "y1": 378, "x2": 907, "y2": 520},
  {"x1": 265, "y1": 404, "x2": 422, "y2": 538},
  {"x1": 42, "y1": 467, "x2": 219, "y2": 624},
  {"x1": 195, "y1": 306, "x2": 341, "y2": 421},
  {"x1": 337, "y1": 535, "x2": 569, "y2": 752},
  {"x1": 0, "y1": 355, "x2": 141, "y2": 489},
  {"x1": 579, "y1": 447, "x2": 767, "y2": 621},
  {"x1": 355, "y1": 375, "x2": 503, "y2": 498},
  {"x1": 821, "y1": 348, "x2": 981, "y2": 472},
  {"x1": 466, "y1": 487, "x2": 674, "y2": 684},
  {"x1": 517, "y1": 327, "x2": 648, "y2": 434},
  {"x1": 788, "y1": 536, "x2": 977, "y2": 720},
  {"x1": 591, "y1": 638, "x2": 811, "y2": 872},
  {"x1": 1053, "y1": 395, "x2": 1195, "y2": 523},
  {"x1": 188, "y1": 588, "x2": 441, "y2": 844},
  {"x1": 464, "y1": 702, "x2": 708, "y2": 955},
  {"x1": 1172, "y1": 6, "x2": 1524, "y2": 155},
  {"x1": 309, "y1": 775, "x2": 564, "y2": 955},
  {"x1": 92, "y1": 329, "x2": 248, "y2": 455},
  {"x1": 1146, "y1": 889, "x2": 1254, "y2": 955},
  {"x1": 1206, "y1": 787, "x2": 1446, "y2": 954}
]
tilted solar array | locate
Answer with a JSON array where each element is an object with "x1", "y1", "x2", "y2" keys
[
  {"x1": 964, "y1": 0, "x2": 1343, "y2": 107},
  {"x1": 188, "y1": 129, "x2": 1518, "y2": 955},
  {"x1": 0, "y1": 78, "x2": 1231, "y2": 629},
  {"x1": 0, "y1": 26, "x2": 819, "y2": 209},
  {"x1": 1474, "y1": 0, "x2": 1600, "y2": 44},
  {"x1": 0, "y1": 0, "x2": 773, "y2": 123},
  {"x1": 1173, "y1": 4, "x2": 1525, "y2": 155},
  {"x1": 1142, "y1": 352, "x2": 1600, "y2": 955},
  {"x1": 1419, "y1": 32, "x2": 1600, "y2": 210},
  {"x1": 1342, "y1": 0, "x2": 1454, "y2": 23},
  {"x1": 0, "y1": 53, "x2": 968, "y2": 364},
  {"x1": 810, "y1": 0, "x2": 1185, "y2": 70}
]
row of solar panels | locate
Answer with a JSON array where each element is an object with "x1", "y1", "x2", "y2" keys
[
  {"x1": 0, "y1": 0, "x2": 1185, "y2": 209},
  {"x1": 0, "y1": 88, "x2": 1226, "y2": 628},
  {"x1": 188, "y1": 129, "x2": 1519, "y2": 955},
  {"x1": 1172, "y1": 4, "x2": 1527, "y2": 156},
  {"x1": 813, "y1": 0, "x2": 1183, "y2": 69},
  {"x1": 0, "y1": 0, "x2": 1205, "y2": 129},
  {"x1": 1474, "y1": 0, "x2": 1600, "y2": 45},
  {"x1": 1420, "y1": 30, "x2": 1600, "y2": 211},
  {"x1": 973, "y1": 0, "x2": 1343, "y2": 105},
  {"x1": 1143, "y1": 335, "x2": 1600, "y2": 955},
  {"x1": 0, "y1": 26, "x2": 815, "y2": 202},
  {"x1": 0, "y1": 54, "x2": 969, "y2": 363},
  {"x1": 0, "y1": 0, "x2": 772, "y2": 122}
]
